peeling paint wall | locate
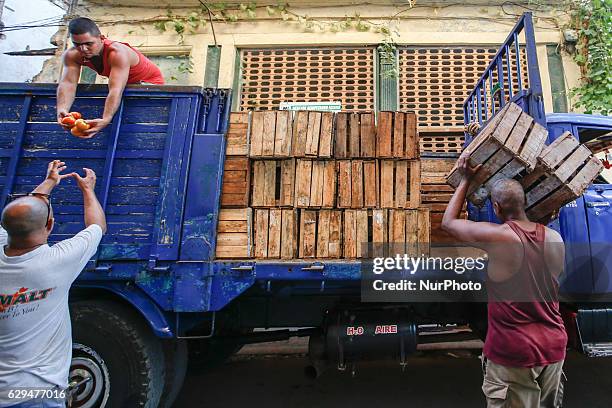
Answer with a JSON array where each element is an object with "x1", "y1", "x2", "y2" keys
[{"x1": 37, "y1": 1, "x2": 580, "y2": 111}]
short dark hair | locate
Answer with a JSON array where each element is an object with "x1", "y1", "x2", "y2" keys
[{"x1": 68, "y1": 17, "x2": 101, "y2": 36}]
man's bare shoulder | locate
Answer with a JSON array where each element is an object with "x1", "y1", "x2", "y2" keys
[
  {"x1": 478, "y1": 222, "x2": 522, "y2": 243},
  {"x1": 62, "y1": 48, "x2": 82, "y2": 65},
  {"x1": 106, "y1": 42, "x2": 137, "y2": 66},
  {"x1": 544, "y1": 226, "x2": 564, "y2": 243}
]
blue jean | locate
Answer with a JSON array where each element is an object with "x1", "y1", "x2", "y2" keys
[{"x1": 6, "y1": 399, "x2": 64, "y2": 408}]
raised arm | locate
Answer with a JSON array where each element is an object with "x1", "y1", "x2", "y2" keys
[
  {"x1": 71, "y1": 168, "x2": 107, "y2": 233},
  {"x1": 32, "y1": 160, "x2": 72, "y2": 195},
  {"x1": 83, "y1": 48, "x2": 130, "y2": 138},
  {"x1": 441, "y1": 152, "x2": 508, "y2": 247},
  {"x1": 57, "y1": 51, "x2": 82, "y2": 128}
]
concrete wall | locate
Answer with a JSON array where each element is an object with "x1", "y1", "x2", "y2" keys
[
  {"x1": 37, "y1": 1, "x2": 581, "y2": 112},
  {"x1": 0, "y1": 0, "x2": 63, "y2": 82}
]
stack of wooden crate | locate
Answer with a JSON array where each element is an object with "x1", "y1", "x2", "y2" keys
[
  {"x1": 446, "y1": 103, "x2": 603, "y2": 223},
  {"x1": 216, "y1": 110, "x2": 431, "y2": 260}
]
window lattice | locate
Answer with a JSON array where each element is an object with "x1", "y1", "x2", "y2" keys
[
  {"x1": 399, "y1": 47, "x2": 529, "y2": 131},
  {"x1": 239, "y1": 47, "x2": 375, "y2": 111}
]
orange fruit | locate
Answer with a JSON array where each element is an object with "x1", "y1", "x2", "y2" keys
[
  {"x1": 74, "y1": 119, "x2": 90, "y2": 131},
  {"x1": 61, "y1": 116, "x2": 76, "y2": 127},
  {"x1": 69, "y1": 112, "x2": 82, "y2": 120},
  {"x1": 70, "y1": 127, "x2": 85, "y2": 137}
]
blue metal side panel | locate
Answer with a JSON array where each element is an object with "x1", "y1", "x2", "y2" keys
[{"x1": 583, "y1": 186, "x2": 612, "y2": 295}]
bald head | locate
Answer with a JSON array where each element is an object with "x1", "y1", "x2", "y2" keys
[
  {"x1": 1, "y1": 197, "x2": 49, "y2": 238},
  {"x1": 491, "y1": 178, "x2": 526, "y2": 216}
]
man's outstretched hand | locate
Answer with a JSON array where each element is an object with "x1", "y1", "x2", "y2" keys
[
  {"x1": 71, "y1": 168, "x2": 97, "y2": 192},
  {"x1": 80, "y1": 118, "x2": 111, "y2": 138},
  {"x1": 45, "y1": 160, "x2": 72, "y2": 186}
]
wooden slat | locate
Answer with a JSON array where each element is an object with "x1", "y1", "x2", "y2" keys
[
  {"x1": 316, "y1": 209, "x2": 331, "y2": 258},
  {"x1": 363, "y1": 160, "x2": 378, "y2": 208},
  {"x1": 349, "y1": 113, "x2": 360, "y2": 158},
  {"x1": 505, "y1": 112, "x2": 533, "y2": 153},
  {"x1": 280, "y1": 209, "x2": 297, "y2": 259},
  {"x1": 310, "y1": 160, "x2": 324, "y2": 207},
  {"x1": 405, "y1": 112, "x2": 419, "y2": 159},
  {"x1": 249, "y1": 111, "x2": 265, "y2": 157},
  {"x1": 539, "y1": 132, "x2": 579, "y2": 170},
  {"x1": 372, "y1": 209, "x2": 388, "y2": 257},
  {"x1": 254, "y1": 209, "x2": 269, "y2": 258},
  {"x1": 405, "y1": 209, "x2": 418, "y2": 257},
  {"x1": 343, "y1": 209, "x2": 357, "y2": 258},
  {"x1": 395, "y1": 160, "x2": 408, "y2": 208},
  {"x1": 279, "y1": 159, "x2": 295, "y2": 207},
  {"x1": 356, "y1": 210, "x2": 369, "y2": 258},
  {"x1": 393, "y1": 112, "x2": 405, "y2": 158},
  {"x1": 335, "y1": 112, "x2": 348, "y2": 159},
  {"x1": 409, "y1": 160, "x2": 421, "y2": 208},
  {"x1": 417, "y1": 208, "x2": 431, "y2": 256},
  {"x1": 376, "y1": 111, "x2": 393, "y2": 158},
  {"x1": 328, "y1": 210, "x2": 342, "y2": 258},
  {"x1": 351, "y1": 160, "x2": 364, "y2": 208},
  {"x1": 305, "y1": 111, "x2": 322, "y2": 157},
  {"x1": 268, "y1": 208, "x2": 281, "y2": 258},
  {"x1": 299, "y1": 210, "x2": 317, "y2": 258},
  {"x1": 295, "y1": 159, "x2": 312, "y2": 207},
  {"x1": 390, "y1": 209, "x2": 406, "y2": 255},
  {"x1": 337, "y1": 160, "x2": 352, "y2": 208},
  {"x1": 274, "y1": 110, "x2": 292, "y2": 157},
  {"x1": 263, "y1": 160, "x2": 276, "y2": 206},
  {"x1": 360, "y1": 112, "x2": 376, "y2": 157},
  {"x1": 292, "y1": 111, "x2": 309, "y2": 157},
  {"x1": 215, "y1": 208, "x2": 252, "y2": 259},
  {"x1": 322, "y1": 161, "x2": 336, "y2": 208},
  {"x1": 218, "y1": 220, "x2": 248, "y2": 233},
  {"x1": 251, "y1": 161, "x2": 265, "y2": 207},
  {"x1": 380, "y1": 160, "x2": 394, "y2": 208},
  {"x1": 261, "y1": 110, "x2": 277, "y2": 157},
  {"x1": 221, "y1": 157, "x2": 250, "y2": 208},
  {"x1": 319, "y1": 112, "x2": 334, "y2": 158}
]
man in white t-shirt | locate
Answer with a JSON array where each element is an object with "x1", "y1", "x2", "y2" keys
[{"x1": 0, "y1": 160, "x2": 106, "y2": 408}]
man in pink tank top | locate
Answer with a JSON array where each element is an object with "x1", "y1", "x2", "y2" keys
[
  {"x1": 56, "y1": 17, "x2": 164, "y2": 138},
  {"x1": 441, "y1": 151, "x2": 567, "y2": 407}
]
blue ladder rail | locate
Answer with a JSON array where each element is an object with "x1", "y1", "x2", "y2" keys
[{"x1": 463, "y1": 12, "x2": 545, "y2": 145}]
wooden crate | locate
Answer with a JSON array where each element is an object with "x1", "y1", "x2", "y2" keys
[
  {"x1": 376, "y1": 111, "x2": 419, "y2": 159},
  {"x1": 251, "y1": 159, "x2": 296, "y2": 207},
  {"x1": 421, "y1": 158, "x2": 466, "y2": 243},
  {"x1": 221, "y1": 157, "x2": 250, "y2": 207},
  {"x1": 379, "y1": 160, "x2": 421, "y2": 208},
  {"x1": 334, "y1": 112, "x2": 376, "y2": 158},
  {"x1": 522, "y1": 132, "x2": 603, "y2": 222},
  {"x1": 254, "y1": 209, "x2": 298, "y2": 259},
  {"x1": 388, "y1": 208, "x2": 431, "y2": 257},
  {"x1": 215, "y1": 208, "x2": 252, "y2": 259},
  {"x1": 446, "y1": 103, "x2": 548, "y2": 206},
  {"x1": 337, "y1": 160, "x2": 379, "y2": 208},
  {"x1": 316, "y1": 210, "x2": 343, "y2": 258},
  {"x1": 249, "y1": 110, "x2": 293, "y2": 158},
  {"x1": 226, "y1": 112, "x2": 249, "y2": 156},
  {"x1": 295, "y1": 159, "x2": 337, "y2": 208}
]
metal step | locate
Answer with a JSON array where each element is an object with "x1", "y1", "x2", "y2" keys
[{"x1": 583, "y1": 342, "x2": 612, "y2": 357}]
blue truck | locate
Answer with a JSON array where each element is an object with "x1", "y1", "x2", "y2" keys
[{"x1": 0, "y1": 11, "x2": 611, "y2": 408}]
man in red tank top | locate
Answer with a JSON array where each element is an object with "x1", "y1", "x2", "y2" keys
[
  {"x1": 441, "y1": 151, "x2": 567, "y2": 407},
  {"x1": 56, "y1": 17, "x2": 164, "y2": 138}
]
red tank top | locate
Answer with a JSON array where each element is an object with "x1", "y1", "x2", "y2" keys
[
  {"x1": 483, "y1": 221, "x2": 567, "y2": 368},
  {"x1": 82, "y1": 38, "x2": 164, "y2": 85}
]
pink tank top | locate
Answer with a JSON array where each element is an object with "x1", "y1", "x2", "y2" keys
[
  {"x1": 483, "y1": 221, "x2": 567, "y2": 367},
  {"x1": 82, "y1": 38, "x2": 164, "y2": 85}
]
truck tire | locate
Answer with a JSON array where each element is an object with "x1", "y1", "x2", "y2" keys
[
  {"x1": 70, "y1": 300, "x2": 164, "y2": 408},
  {"x1": 158, "y1": 340, "x2": 188, "y2": 408}
]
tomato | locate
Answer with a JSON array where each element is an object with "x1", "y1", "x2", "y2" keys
[
  {"x1": 69, "y1": 112, "x2": 82, "y2": 120},
  {"x1": 61, "y1": 116, "x2": 76, "y2": 127},
  {"x1": 74, "y1": 119, "x2": 90, "y2": 131},
  {"x1": 70, "y1": 127, "x2": 85, "y2": 137}
]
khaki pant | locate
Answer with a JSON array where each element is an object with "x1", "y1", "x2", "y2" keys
[{"x1": 482, "y1": 357, "x2": 565, "y2": 408}]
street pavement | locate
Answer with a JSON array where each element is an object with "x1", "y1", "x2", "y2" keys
[{"x1": 174, "y1": 349, "x2": 612, "y2": 407}]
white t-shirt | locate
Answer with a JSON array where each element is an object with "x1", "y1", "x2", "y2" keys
[{"x1": 0, "y1": 224, "x2": 103, "y2": 406}]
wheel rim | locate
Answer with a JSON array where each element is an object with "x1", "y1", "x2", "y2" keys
[{"x1": 70, "y1": 343, "x2": 110, "y2": 408}]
